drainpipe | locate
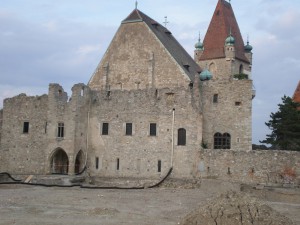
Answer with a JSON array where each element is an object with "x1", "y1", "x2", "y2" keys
[{"x1": 171, "y1": 108, "x2": 175, "y2": 167}]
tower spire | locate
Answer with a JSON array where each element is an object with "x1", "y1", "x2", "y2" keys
[{"x1": 135, "y1": 1, "x2": 138, "y2": 9}]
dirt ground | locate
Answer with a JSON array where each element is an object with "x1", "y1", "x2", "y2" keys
[{"x1": 0, "y1": 180, "x2": 299, "y2": 225}]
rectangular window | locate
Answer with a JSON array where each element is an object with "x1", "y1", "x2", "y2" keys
[
  {"x1": 23, "y1": 122, "x2": 29, "y2": 133},
  {"x1": 95, "y1": 157, "x2": 99, "y2": 170},
  {"x1": 158, "y1": 160, "x2": 162, "y2": 173},
  {"x1": 213, "y1": 94, "x2": 218, "y2": 103},
  {"x1": 57, "y1": 122, "x2": 64, "y2": 138},
  {"x1": 45, "y1": 122, "x2": 47, "y2": 134},
  {"x1": 117, "y1": 158, "x2": 120, "y2": 171},
  {"x1": 102, "y1": 123, "x2": 109, "y2": 135},
  {"x1": 150, "y1": 123, "x2": 157, "y2": 136},
  {"x1": 235, "y1": 102, "x2": 242, "y2": 106},
  {"x1": 125, "y1": 123, "x2": 132, "y2": 136}
]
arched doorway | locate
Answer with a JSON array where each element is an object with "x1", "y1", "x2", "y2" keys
[
  {"x1": 50, "y1": 148, "x2": 69, "y2": 174},
  {"x1": 75, "y1": 150, "x2": 85, "y2": 174}
]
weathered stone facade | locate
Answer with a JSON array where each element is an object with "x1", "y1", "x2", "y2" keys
[{"x1": 0, "y1": 1, "x2": 298, "y2": 184}]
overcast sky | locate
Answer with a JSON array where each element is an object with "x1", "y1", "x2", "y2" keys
[{"x1": 0, "y1": 0, "x2": 299, "y2": 144}]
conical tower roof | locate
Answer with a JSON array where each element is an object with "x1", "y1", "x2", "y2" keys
[
  {"x1": 293, "y1": 81, "x2": 300, "y2": 104},
  {"x1": 200, "y1": 0, "x2": 249, "y2": 62}
]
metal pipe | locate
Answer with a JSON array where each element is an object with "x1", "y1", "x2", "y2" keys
[{"x1": 171, "y1": 108, "x2": 175, "y2": 167}]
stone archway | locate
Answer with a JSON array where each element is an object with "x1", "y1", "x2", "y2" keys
[
  {"x1": 75, "y1": 150, "x2": 85, "y2": 174},
  {"x1": 50, "y1": 148, "x2": 69, "y2": 174}
]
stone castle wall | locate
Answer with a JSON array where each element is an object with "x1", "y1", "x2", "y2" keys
[
  {"x1": 195, "y1": 149, "x2": 300, "y2": 185},
  {"x1": 87, "y1": 86, "x2": 203, "y2": 179},
  {"x1": 0, "y1": 94, "x2": 49, "y2": 174}
]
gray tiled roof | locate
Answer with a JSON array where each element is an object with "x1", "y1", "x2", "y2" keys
[{"x1": 122, "y1": 9, "x2": 201, "y2": 81}]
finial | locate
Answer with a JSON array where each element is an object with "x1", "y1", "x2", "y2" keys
[
  {"x1": 198, "y1": 32, "x2": 201, "y2": 42},
  {"x1": 247, "y1": 34, "x2": 250, "y2": 45},
  {"x1": 135, "y1": 1, "x2": 138, "y2": 9},
  {"x1": 163, "y1": 16, "x2": 169, "y2": 27}
]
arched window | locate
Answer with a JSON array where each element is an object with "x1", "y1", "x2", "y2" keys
[
  {"x1": 214, "y1": 133, "x2": 223, "y2": 149},
  {"x1": 239, "y1": 64, "x2": 243, "y2": 74},
  {"x1": 214, "y1": 133, "x2": 231, "y2": 149},
  {"x1": 223, "y1": 133, "x2": 231, "y2": 149},
  {"x1": 178, "y1": 128, "x2": 186, "y2": 146}
]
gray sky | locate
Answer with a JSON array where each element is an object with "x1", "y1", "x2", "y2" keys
[{"x1": 0, "y1": 0, "x2": 299, "y2": 144}]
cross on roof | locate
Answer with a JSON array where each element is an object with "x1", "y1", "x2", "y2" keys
[{"x1": 163, "y1": 16, "x2": 169, "y2": 27}]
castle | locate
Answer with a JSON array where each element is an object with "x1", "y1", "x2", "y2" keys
[{"x1": 0, "y1": 1, "x2": 298, "y2": 183}]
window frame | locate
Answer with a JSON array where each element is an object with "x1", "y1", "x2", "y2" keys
[
  {"x1": 57, "y1": 122, "x2": 65, "y2": 138},
  {"x1": 23, "y1": 121, "x2": 29, "y2": 134},
  {"x1": 177, "y1": 128, "x2": 186, "y2": 146},
  {"x1": 149, "y1": 123, "x2": 157, "y2": 136},
  {"x1": 125, "y1": 123, "x2": 132, "y2": 136},
  {"x1": 102, "y1": 122, "x2": 109, "y2": 135}
]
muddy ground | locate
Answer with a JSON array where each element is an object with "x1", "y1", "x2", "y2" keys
[{"x1": 0, "y1": 180, "x2": 299, "y2": 225}]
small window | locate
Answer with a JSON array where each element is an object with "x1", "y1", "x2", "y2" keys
[
  {"x1": 116, "y1": 158, "x2": 120, "y2": 171},
  {"x1": 213, "y1": 94, "x2": 218, "y2": 103},
  {"x1": 45, "y1": 122, "x2": 47, "y2": 134},
  {"x1": 150, "y1": 123, "x2": 157, "y2": 136},
  {"x1": 223, "y1": 133, "x2": 231, "y2": 149},
  {"x1": 158, "y1": 160, "x2": 162, "y2": 173},
  {"x1": 95, "y1": 157, "x2": 99, "y2": 170},
  {"x1": 57, "y1": 122, "x2": 64, "y2": 138},
  {"x1": 178, "y1": 128, "x2": 186, "y2": 146},
  {"x1": 235, "y1": 102, "x2": 241, "y2": 106},
  {"x1": 102, "y1": 123, "x2": 109, "y2": 135},
  {"x1": 23, "y1": 122, "x2": 29, "y2": 134},
  {"x1": 125, "y1": 123, "x2": 132, "y2": 136},
  {"x1": 214, "y1": 133, "x2": 223, "y2": 149}
]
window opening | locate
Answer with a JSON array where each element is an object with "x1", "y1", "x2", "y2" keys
[
  {"x1": 235, "y1": 102, "x2": 241, "y2": 106},
  {"x1": 126, "y1": 123, "x2": 132, "y2": 136},
  {"x1": 158, "y1": 160, "x2": 162, "y2": 172},
  {"x1": 150, "y1": 123, "x2": 157, "y2": 136},
  {"x1": 213, "y1": 94, "x2": 218, "y2": 103},
  {"x1": 214, "y1": 133, "x2": 231, "y2": 149},
  {"x1": 45, "y1": 122, "x2": 47, "y2": 134},
  {"x1": 95, "y1": 157, "x2": 99, "y2": 170},
  {"x1": 117, "y1": 158, "x2": 120, "y2": 170},
  {"x1": 102, "y1": 123, "x2": 109, "y2": 135},
  {"x1": 57, "y1": 122, "x2": 64, "y2": 138},
  {"x1": 239, "y1": 64, "x2": 244, "y2": 74},
  {"x1": 23, "y1": 122, "x2": 29, "y2": 134},
  {"x1": 178, "y1": 128, "x2": 186, "y2": 146}
]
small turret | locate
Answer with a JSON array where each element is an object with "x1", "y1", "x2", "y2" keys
[
  {"x1": 194, "y1": 33, "x2": 204, "y2": 62},
  {"x1": 199, "y1": 69, "x2": 212, "y2": 81},
  {"x1": 225, "y1": 30, "x2": 236, "y2": 59},
  {"x1": 244, "y1": 37, "x2": 253, "y2": 65}
]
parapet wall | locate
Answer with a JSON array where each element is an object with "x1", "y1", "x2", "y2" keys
[{"x1": 195, "y1": 149, "x2": 300, "y2": 185}]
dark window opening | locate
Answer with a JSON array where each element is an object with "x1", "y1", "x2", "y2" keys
[
  {"x1": 102, "y1": 123, "x2": 109, "y2": 135},
  {"x1": 214, "y1": 133, "x2": 231, "y2": 149},
  {"x1": 126, "y1": 123, "x2": 132, "y2": 136},
  {"x1": 23, "y1": 122, "x2": 29, "y2": 133},
  {"x1": 45, "y1": 122, "x2": 47, "y2": 134},
  {"x1": 213, "y1": 94, "x2": 218, "y2": 103},
  {"x1": 178, "y1": 128, "x2": 186, "y2": 146},
  {"x1": 150, "y1": 123, "x2": 157, "y2": 136},
  {"x1": 117, "y1": 158, "x2": 120, "y2": 170},
  {"x1": 239, "y1": 64, "x2": 244, "y2": 74},
  {"x1": 158, "y1": 160, "x2": 162, "y2": 173},
  {"x1": 235, "y1": 102, "x2": 241, "y2": 106},
  {"x1": 57, "y1": 122, "x2": 64, "y2": 138},
  {"x1": 95, "y1": 157, "x2": 99, "y2": 170}
]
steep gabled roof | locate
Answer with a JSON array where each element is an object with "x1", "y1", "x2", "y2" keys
[
  {"x1": 200, "y1": 0, "x2": 249, "y2": 62},
  {"x1": 122, "y1": 9, "x2": 201, "y2": 80},
  {"x1": 293, "y1": 81, "x2": 300, "y2": 104}
]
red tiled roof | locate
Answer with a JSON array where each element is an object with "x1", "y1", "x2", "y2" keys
[
  {"x1": 200, "y1": 0, "x2": 249, "y2": 62},
  {"x1": 293, "y1": 81, "x2": 300, "y2": 104}
]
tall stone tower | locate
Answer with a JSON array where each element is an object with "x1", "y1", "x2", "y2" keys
[{"x1": 195, "y1": 0, "x2": 254, "y2": 151}]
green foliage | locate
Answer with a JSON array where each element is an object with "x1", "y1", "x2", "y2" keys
[
  {"x1": 233, "y1": 73, "x2": 248, "y2": 80},
  {"x1": 260, "y1": 96, "x2": 300, "y2": 151},
  {"x1": 201, "y1": 141, "x2": 208, "y2": 149}
]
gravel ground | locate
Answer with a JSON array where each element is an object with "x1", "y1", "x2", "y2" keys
[{"x1": 0, "y1": 181, "x2": 299, "y2": 225}]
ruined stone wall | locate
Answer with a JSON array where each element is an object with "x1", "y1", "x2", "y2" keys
[
  {"x1": 88, "y1": 22, "x2": 190, "y2": 91},
  {"x1": 0, "y1": 94, "x2": 49, "y2": 174},
  {"x1": 87, "y1": 86, "x2": 203, "y2": 179},
  {"x1": 45, "y1": 83, "x2": 90, "y2": 175},
  {"x1": 195, "y1": 149, "x2": 300, "y2": 184}
]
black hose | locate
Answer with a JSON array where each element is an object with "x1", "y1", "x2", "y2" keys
[
  {"x1": 0, "y1": 167, "x2": 173, "y2": 190},
  {"x1": 75, "y1": 166, "x2": 87, "y2": 176}
]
